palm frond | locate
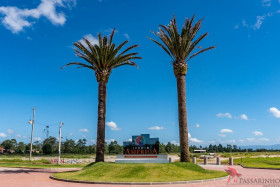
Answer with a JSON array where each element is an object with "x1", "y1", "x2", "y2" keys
[
  {"x1": 112, "y1": 61, "x2": 139, "y2": 69},
  {"x1": 187, "y1": 46, "x2": 215, "y2": 62},
  {"x1": 109, "y1": 28, "x2": 116, "y2": 45},
  {"x1": 62, "y1": 29, "x2": 141, "y2": 81},
  {"x1": 119, "y1": 45, "x2": 140, "y2": 56},
  {"x1": 149, "y1": 15, "x2": 214, "y2": 67},
  {"x1": 148, "y1": 37, "x2": 173, "y2": 60},
  {"x1": 61, "y1": 62, "x2": 95, "y2": 70}
]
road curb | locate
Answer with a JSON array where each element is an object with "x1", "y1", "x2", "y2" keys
[{"x1": 49, "y1": 175, "x2": 228, "y2": 185}]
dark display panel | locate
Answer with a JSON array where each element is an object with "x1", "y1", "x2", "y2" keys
[{"x1": 123, "y1": 134, "x2": 159, "y2": 154}]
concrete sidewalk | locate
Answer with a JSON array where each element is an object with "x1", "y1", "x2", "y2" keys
[{"x1": 0, "y1": 165, "x2": 279, "y2": 187}]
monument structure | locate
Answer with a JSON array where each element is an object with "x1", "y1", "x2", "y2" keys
[{"x1": 115, "y1": 134, "x2": 169, "y2": 163}]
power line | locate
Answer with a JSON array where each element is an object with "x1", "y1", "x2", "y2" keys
[{"x1": 37, "y1": 121, "x2": 60, "y2": 127}]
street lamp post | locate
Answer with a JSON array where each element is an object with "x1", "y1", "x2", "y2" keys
[{"x1": 28, "y1": 107, "x2": 35, "y2": 161}]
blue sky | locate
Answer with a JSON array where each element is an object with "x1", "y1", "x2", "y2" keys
[{"x1": 0, "y1": 0, "x2": 280, "y2": 146}]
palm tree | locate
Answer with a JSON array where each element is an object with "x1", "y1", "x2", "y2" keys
[
  {"x1": 62, "y1": 29, "x2": 141, "y2": 162},
  {"x1": 149, "y1": 16, "x2": 215, "y2": 162}
]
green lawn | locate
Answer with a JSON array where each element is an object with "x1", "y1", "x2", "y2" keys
[
  {"x1": 0, "y1": 158, "x2": 85, "y2": 168},
  {"x1": 0, "y1": 162, "x2": 85, "y2": 168},
  {"x1": 0, "y1": 154, "x2": 95, "y2": 159},
  {"x1": 235, "y1": 157, "x2": 280, "y2": 169},
  {"x1": 53, "y1": 162, "x2": 227, "y2": 182},
  {"x1": 218, "y1": 152, "x2": 280, "y2": 158}
]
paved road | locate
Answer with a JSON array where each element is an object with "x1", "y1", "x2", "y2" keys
[{"x1": 0, "y1": 165, "x2": 279, "y2": 187}]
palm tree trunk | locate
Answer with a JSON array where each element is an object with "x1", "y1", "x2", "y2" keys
[
  {"x1": 176, "y1": 75, "x2": 190, "y2": 162},
  {"x1": 95, "y1": 81, "x2": 107, "y2": 162}
]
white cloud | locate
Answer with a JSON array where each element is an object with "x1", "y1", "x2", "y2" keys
[
  {"x1": 238, "y1": 139, "x2": 244, "y2": 143},
  {"x1": 190, "y1": 137, "x2": 203, "y2": 143},
  {"x1": 253, "y1": 15, "x2": 266, "y2": 30},
  {"x1": 242, "y1": 10, "x2": 279, "y2": 31},
  {"x1": 269, "y1": 107, "x2": 280, "y2": 118},
  {"x1": 123, "y1": 33, "x2": 130, "y2": 40},
  {"x1": 217, "y1": 112, "x2": 232, "y2": 119},
  {"x1": 220, "y1": 129, "x2": 233, "y2": 133},
  {"x1": 89, "y1": 139, "x2": 96, "y2": 144},
  {"x1": 79, "y1": 129, "x2": 89, "y2": 133},
  {"x1": 242, "y1": 19, "x2": 249, "y2": 27},
  {"x1": 69, "y1": 132, "x2": 73, "y2": 136},
  {"x1": 188, "y1": 133, "x2": 203, "y2": 143},
  {"x1": 0, "y1": 133, "x2": 7, "y2": 138},
  {"x1": 252, "y1": 12, "x2": 276, "y2": 30},
  {"x1": 262, "y1": 0, "x2": 271, "y2": 7},
  {"x1": 253, "y1": 131, "x2": 263, "y2": 136},
  {"x1": 228, "y1": 140, "x2": 236, "y2": 143},
  {"x1": 259, "y1": 137, "x2": 269, "y2": 142},
  {"x1": 218, "y1": 134, "x2": 226, "y2": 138},
  {"x1": 195, "y1": 124, "x2": 200, "y2": 128},
  {"x1": 128, "y1": 138, "x2": 132, "y2": 141},
  {"x1": 148, "y1": 126, "x2": 165, "y2": 130},
  {"x1": 240, "y1": 114, "x2": 248, "y2": 120},
  {"x1": 16, "y1": 134, "x2": 26, "y2": 139},
  {"x1": 79, "y1": 34, "x2": 99, "y2": 46},
  {"x1": 0, "y1": 0, "x2": 76, "y2": 33},
  {"x1": 106, "y1": 139, "x2": 115, "y2": 143},
  {"x1": 234, "y1": 24, "x2": 239, "y2": 29},
  {"x1": 82, "y1": 135, "x2": 86, "y2": 138},
  {"x1": 170, "y1": 140, "x2": 179, "y2": 145},
  {"x1": 246, "y1": 138, "x2": 255, "y2": 142},
  {"x1": 7, "y1": 129, "x2": 14, "y2": 134},
  {"x1": 106, "y1": 121, "x2": 121, "y2": 130},
  {"x1": 34, "y1": 137, "x2": 41, "y2": 141}
]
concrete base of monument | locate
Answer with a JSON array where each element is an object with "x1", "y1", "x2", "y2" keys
[{"x1": 115, "y1": 154, "x2": 169, "y2": 163}]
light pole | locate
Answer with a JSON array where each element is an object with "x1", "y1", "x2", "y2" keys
[
  {"x1": 58, "y1": 122, "x2": 63, "y2": 164},
  {"x1": 28, "y1": 107, "x2": 35, "y2": 161}
]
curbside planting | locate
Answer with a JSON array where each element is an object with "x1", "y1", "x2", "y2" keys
[{"x1": 49, "y1": 175, "x2": 229, "y2": 185}]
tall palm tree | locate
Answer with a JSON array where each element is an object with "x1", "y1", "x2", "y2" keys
[
  {"x1": 149, "y1": 16, "x2": 215, "y2": 162},
  {"x1": 62, "y1": 29, "x2": 141, "y2": 162}
]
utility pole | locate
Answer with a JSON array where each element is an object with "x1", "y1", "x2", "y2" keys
[
  {"x1": 29, "y1": 107, "x2": 35, "y2": 161},
  {"x1": 58, "y1": 122, "x2": 63, "y2": 164}
]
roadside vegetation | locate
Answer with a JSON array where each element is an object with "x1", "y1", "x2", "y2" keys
[
  {"x1": 234, "y1": 157, "x2": 280, "y2": 169},
  {"x1": 0, "y1": 158, "x2": 85, "y2": 168},
  {"x1": 0, "y1": 154, "x2": 94, "y2": 159},
  {"x1": 3, "y1": 137, "x2": 279, "y2": 156},
  {"x1": 1, "y1": 137, "x2": 280, "y2": 169},
  {"x1": 218, "y1": 152, "x2": 280, "y2": 158},
  {"x1": 0, "y1": 162, "x2": 85, "y2": 168},
  {"x1": 53, "y1": 162, "x2": 227, "y2": 182}
]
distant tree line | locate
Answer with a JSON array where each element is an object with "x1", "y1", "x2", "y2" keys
[
  {"x1": 0, "y1": 137, "x2": 122, "y2": 155},
  {"x1": 1, "y1": 138, "x2": 279, "y2": 155}
]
